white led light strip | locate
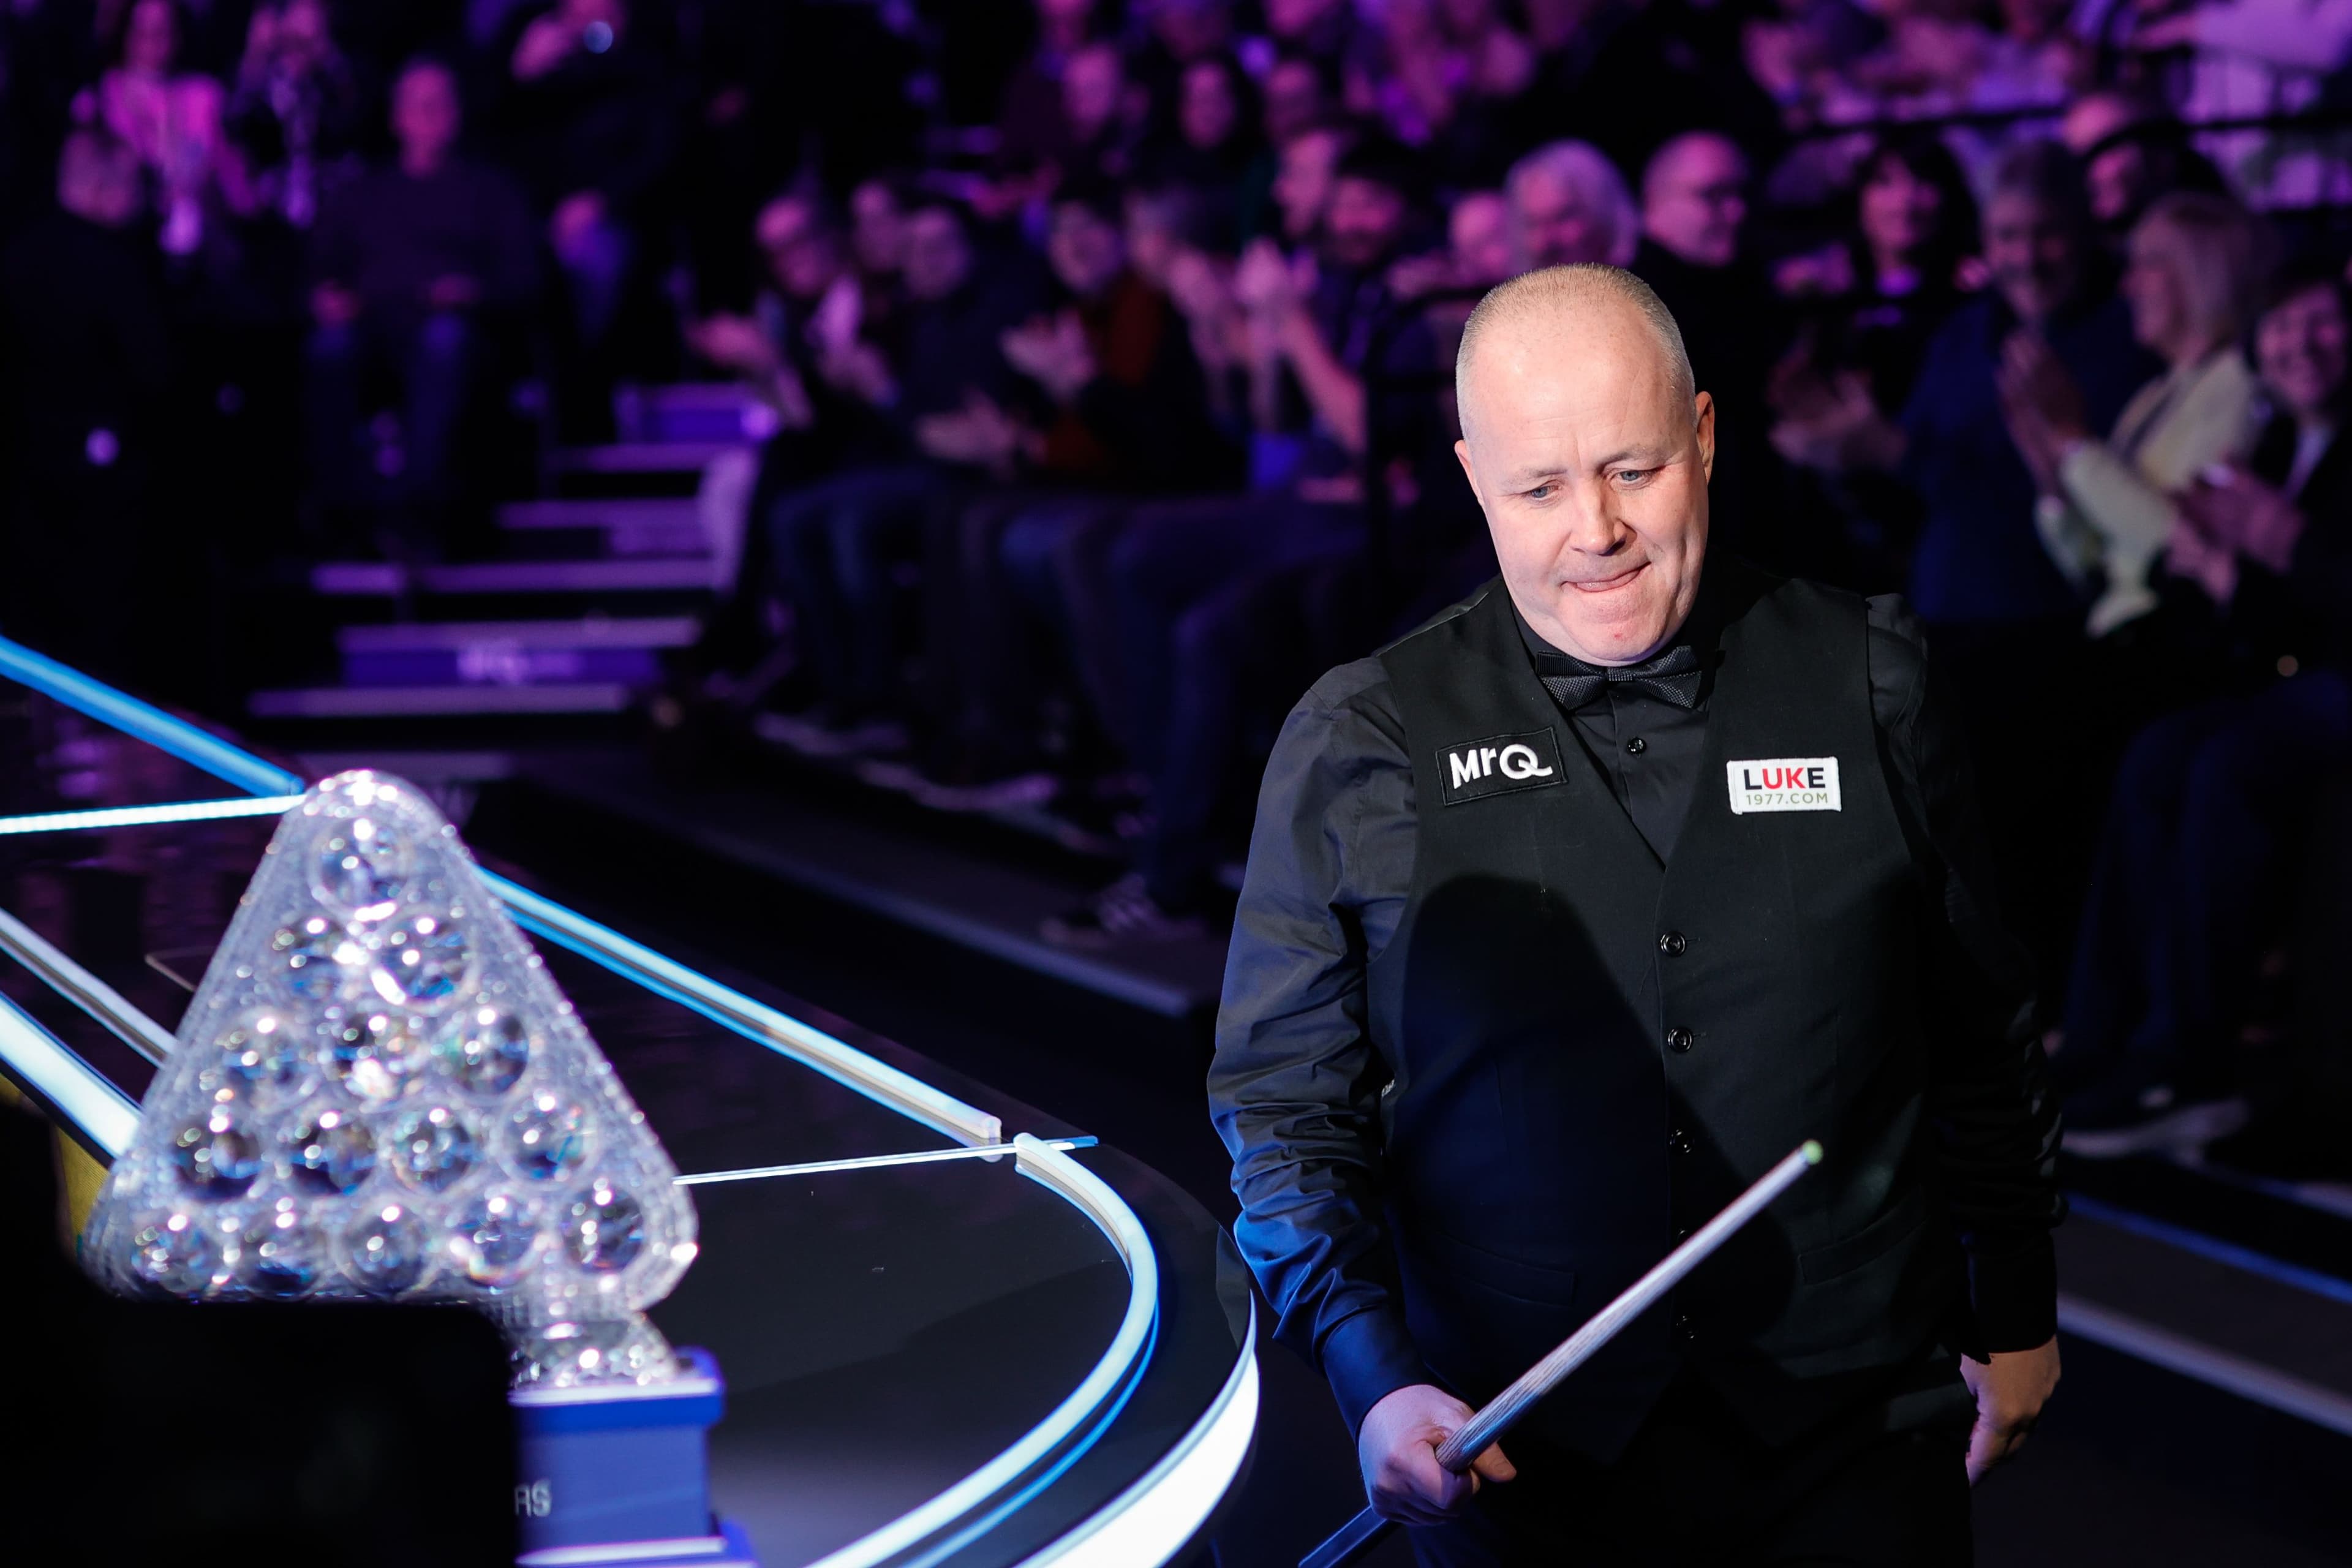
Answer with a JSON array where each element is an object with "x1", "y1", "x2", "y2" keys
[
  {"x1": 0, "y1": 990, "x2": 141, "y2": 1157},
  {"x1": 0, "y1": 795, "x2": 305, "y2": 836}
]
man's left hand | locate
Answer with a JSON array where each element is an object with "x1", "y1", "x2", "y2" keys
[{"x1": 1961, "y1": 1336, "x2": 2060, "y2": 1484}]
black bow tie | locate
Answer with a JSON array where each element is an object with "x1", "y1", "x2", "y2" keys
[{"x1": 1536, "y1": 643, "x2": 1704, "y2": 710}]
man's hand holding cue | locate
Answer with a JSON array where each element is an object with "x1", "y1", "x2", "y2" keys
[{"x1": 1361, "y1": 1386, "x2": 1517, "y2": 1525}]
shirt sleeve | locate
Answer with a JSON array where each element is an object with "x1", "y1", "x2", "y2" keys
[
  {"x1": 1866, "y1": 595, "x2": 2066, "y2": 1354},
  {"x1": 1208, "y1": 657, "x2": 1431, "y2": 1435}
]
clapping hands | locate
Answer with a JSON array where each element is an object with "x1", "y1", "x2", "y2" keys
[{"x1": 1001, "y1": 311, "x2": 1097, "y2": 403}]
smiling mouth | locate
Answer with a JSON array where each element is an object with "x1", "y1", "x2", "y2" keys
[{"x1": 1566, "y1": 562, "x2": 1649, "y2": 594}]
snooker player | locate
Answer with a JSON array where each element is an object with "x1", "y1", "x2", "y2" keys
[{"x1": 1208, "y1": 265, "x2": 2064, "y2": 1564}]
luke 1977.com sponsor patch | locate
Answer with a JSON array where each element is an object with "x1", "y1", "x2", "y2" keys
[{"x1": 1726, "y1": 756, "x2": 1841, "y2": 814}]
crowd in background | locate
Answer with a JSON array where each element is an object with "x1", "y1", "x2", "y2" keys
[{"x1": 1, "y1": 0, "x2": 2349, "y2": 1167}]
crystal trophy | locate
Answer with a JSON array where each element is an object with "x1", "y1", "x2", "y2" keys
[{"x1": 82, "y1": 771, "x2": 699, "y2": 1388}]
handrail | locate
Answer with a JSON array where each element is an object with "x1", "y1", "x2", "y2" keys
[{"x1": 0, "y1": 907, "x2": 182, "y2": 1066}]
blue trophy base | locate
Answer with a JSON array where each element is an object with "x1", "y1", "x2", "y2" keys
[{"x1": 512, "y1": 1348, "x2": 755, "y2": 1566}]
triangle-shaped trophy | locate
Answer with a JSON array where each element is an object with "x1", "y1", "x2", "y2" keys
[{"x1": 81, "y1": 771, "x2": 699, "y2": 1387}]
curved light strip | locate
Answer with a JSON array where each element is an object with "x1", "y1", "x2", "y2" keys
[
  {"x1": 0, "y1": 795, "x2": 306, "y2": 835},
  {"x1": 0, "y1": 632, "x2": 1001, "y2": 1151},
  {"x1": 1022, "y1": 1322, "x2": 1260, "y2": 1568},
  {"x1": 0, "y1": 990, "x2": 141, "y2": 1157},
  {"x1": 484, "y1": 876, "x2": 1002, "y2": 1148},
  {"x1": 0, "y1": 638, "x2": 1223, "y2": 1560},
  {"x1": 800, "y1": 1134, "x2": 1161, "y2": 1568},
  {"x1": 0, "y1": 637, "x2": 303, "y2": 796}
]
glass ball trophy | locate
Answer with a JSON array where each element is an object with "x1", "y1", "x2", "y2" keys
[{"x1": 83, "y1": 773, "x2": 747, "y2": 1564}]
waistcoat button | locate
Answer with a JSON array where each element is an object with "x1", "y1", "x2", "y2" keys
[
  {"x1": 1626, "y1": 736, "x2": 1648, "y2": 755},
  {"x1": 1666, "y1": 1026, "x2": 1695, "y2": 1054},
  {"x1": 1658, "y1": 930, "x2": 1687, "y2": 956},
  {"x1": 1667, "y1": 1127, "x2": 1692, "y2": 1153}
]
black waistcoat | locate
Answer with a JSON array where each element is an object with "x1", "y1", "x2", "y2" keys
[{"x1": 1368, "y1": 567, "x2": 1962, "y2": 1461}]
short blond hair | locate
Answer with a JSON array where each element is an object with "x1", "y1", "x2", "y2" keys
[{"x1": 1455, "y1": 263, "x2": 1695, "y2": 432}]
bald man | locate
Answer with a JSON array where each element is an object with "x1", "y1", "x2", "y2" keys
[{"x1": 1210, "y1": 266, "x2": 2064, "y2": 1565}]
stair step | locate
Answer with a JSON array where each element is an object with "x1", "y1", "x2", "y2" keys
[
  {"x1": 614, "y1": 382, "x2": 778, "y2": 445},
  {"x1": 341, "y1": 646, "x2": 666, "y2": 688},
  {"x1": 496, "y1": 499, "x2": 706, "y2": 555},
  {"x1": 550, "y1": 442, "x2": 744, "y2": 475},
  {"x1": 250, "y1": 683, "x2": 635, "y2": 718},
  {"x1": 314, "y1": 560, "x2": 720, "y2": 597},
  {"x1": 337, "y1": 617, "x2": 701, "y2": 652}
]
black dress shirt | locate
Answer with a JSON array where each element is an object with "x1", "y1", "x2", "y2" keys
[{"x1": 1211, "y1": 582, "x2": 2060, "y2": 1428}]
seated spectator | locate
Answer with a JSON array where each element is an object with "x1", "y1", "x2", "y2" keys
[
  {"x1": 993, "y1": 35, "x2": 1146, "y2": 216},
  {"x1": 1774, "y1": 132, "x2": 1982, "y2": 418},
  {"x1": 305, "y1": 58, "x2": 540, "y2": 551},
  {"x1": 79, "y1": 0, "x2": 230, "y2": 255},
  {"x1": 687, "y1": 191, "x2": 874, "y2": 442},
  {"x1": 224, "y1": 0, "x2": 364, "y2": 230},
  {"x1": 1771, "y1": 140, "x2": 2157, "y2": 971},
  {"x1": 1633, "y1": 131, "x2": 1784, "y2": 557},
  {"x1": 2059, "y1": 86, "x2": 2229, "y2": 244},
  {"x1": 1046, "y1": 134, "x2": 1439, "y2": 944},
  {"x1": 1145, "y1": 51, "x2": 1266, "y2": 249},
  {"x1": 501, "y1": 0, "x2": 677, "y2": 409},
  {"x1": 932, "y1": 182, "x2": 1231, "y2": 790},
  {"x1": 764, "y1": 199, "x2": 1038, "y2": 741},
  {"x1": 2060, "y1": 262, "x2": 2352, "y2": 1156},
  {"x1": 1506, "y1": 138, "x2": 1638, "y2": 270},
  {"x1": 2003, "y1": 190, "x2": 2266, "y2": 639}
]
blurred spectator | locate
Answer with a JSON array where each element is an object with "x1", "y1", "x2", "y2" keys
[
  {"x1": 2006, "y1": 190, "x2": 2266, "y2": 639},
  {"x1": 998, "y1": 34, "x2": 1148, "y2": 214},
  {"x1": 1262, "y1": 52, "x2": 1338, "y2": 151},
  {"x1": 0, "y1": 130, "x2": 171, "y2": 682},
  {"x1": 687, "y1": 190, "x2": 865, "y2": 440},
  {"x1": 1145, "y1": 52, "x2": 1266, "y2": 248},
  {"x1": 80, "y1": 0, "x2": 232, "y2": 255},
  {"x1": 1774, "y1": 133, "x2": 1983, "y2": 418},
  {"x1": 2059, "y1": 86, "x2": 2228, "y2": 242},
  {"x1": 2060, "y1": 263, "x2": 2352, "y2": 1155},
  {"x1": 1772, "y1": 141, "x2": 2157, "y2": 968},
  {"x1": 500, "y1": 0, "x2": 676, "y2": 392},
  {"x1": 224, "y1": 0, "x2": 366, "y2": 230},
  {"x1": 1634, "y1": 131, "x2": 1787, "y2": 557},
  {"x1": 306, "y1": 58, "x2": 539, "y2": 548},
  {"x1": 935, "y1": 182, "x2": 1230, "y2": 788},
  {"x1": 764, "y1": 200, "x2": 1038, "y2": 736},
  {"x1": 1507, "y1": 138, "x2": 1638, "y2": 270},
  {"x1": 1049, "y1": 135, "x2": 1439, "y2": 943}
]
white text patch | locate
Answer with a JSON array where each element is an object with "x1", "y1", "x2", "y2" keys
[{"x1": 1726, "y1": 757, "x2": 1841, "y2": 815}]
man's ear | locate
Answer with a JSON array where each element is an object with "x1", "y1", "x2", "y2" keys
[
  {"x1": 1453, "y1": 438, "x2": 1480, "y2": 505},
  {"x1": 1694, "y1": 391, "x2": 1717, "y2": 483}
]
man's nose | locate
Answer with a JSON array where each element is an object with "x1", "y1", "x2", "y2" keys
[{"x1": 1564, "y1": 486, "x2": 1627, "y2": 553}]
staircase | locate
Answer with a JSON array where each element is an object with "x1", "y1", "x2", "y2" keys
[{"x1": 249, "y1": 383, "x2": 764, "y2": 729}]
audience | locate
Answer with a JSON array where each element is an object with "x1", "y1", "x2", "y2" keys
[
  {"x1": 306, "y1": 58, "x2": 540, "y2": 549},
  {"x1": 7, "y1": 0, "x2": 2352, "y2": 1169}
]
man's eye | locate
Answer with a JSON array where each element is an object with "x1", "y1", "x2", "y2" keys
[
  {"x1": 1524, "y1": 483, "x2": 1555, "y2": 501},
  {"x1": 1612, "y1": 468, "x2": 1655, "y2": 487}
]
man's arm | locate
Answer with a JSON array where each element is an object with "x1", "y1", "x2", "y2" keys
[
  {"x1": 1868, "y1": 595, "x2": 2066, "y2": 1478},
  {"x1": 1209, "y1": 660, "x2": 1430, "y2": 1437}
]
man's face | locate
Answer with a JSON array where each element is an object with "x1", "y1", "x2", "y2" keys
[
  {"x1": 1063, "y1": 44, "x2": 1124, "y2": 141},
  {"x1": 1513, "y1": 169, "x2": 1606, "y2": 269},
  {"x1": 1323, "y1": 175, "x2": 1406, "y2": 270},
  {"x1": 391, "y1": 64, "x2": 461, "y2": 164},
  {"x1": 1456, "y1": 297, "x2": 1714, "y2": 664},
  {"x1": 1179, "y1": 61, "x2": 1238, "y2": 149},
  {"x1": 851, "y1": 182, "x2": 907, "y2": 276},
  {"x1": 1984, "y1": 191, "x2": 2083, "y2": 325},
  {"x1": 1449, "y1": 192, "x2": 1516, "y2": 288},
  {"x1": 903, "y1": 209, "x2": 972, "y2": 301},
  {"x1": 2256, "y1": 283, "x2": 2350, "y2": 420},
  {"x1": 1274, "y1": 129, "x2": 1341, "y2": 243},
  {"x1": 1049, "y1": 203, "x2": 1126, "y2": 296},
  {"x1": 1643, "y1": 137, "x2": 1748, "y2": 269},
  {"x1": 756, "y1": 198, "x2": 839, "y2": 300},
  {"x1": 1263, "y1": 59, "x2": 1323, "y2": 145}
]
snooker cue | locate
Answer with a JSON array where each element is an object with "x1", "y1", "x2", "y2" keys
[{"x1": 1298, "y1": 1139, "x2": 1825, "y2": 1568}]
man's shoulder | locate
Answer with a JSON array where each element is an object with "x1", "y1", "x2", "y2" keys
[{"x1": 1370, "y1": 581, "x2": 1499, "y2": 663}]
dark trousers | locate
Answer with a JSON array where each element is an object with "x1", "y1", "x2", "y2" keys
[
  {"x1": 2063, "y1": 669, "x2": 2352, "y2": 1087},
  {"x1": 1408, "y1": 1375, "x2": 1973, "y2": 1567},
  {"x1": 767, "y1": 462, "x2": 949, "y2": 714},
  {"x1": 1107, "y1": 494, "x2": 1363, "y2": 907},
  {"x1": 305, "y1": 311, "x2": 479, "y2": 526}
]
